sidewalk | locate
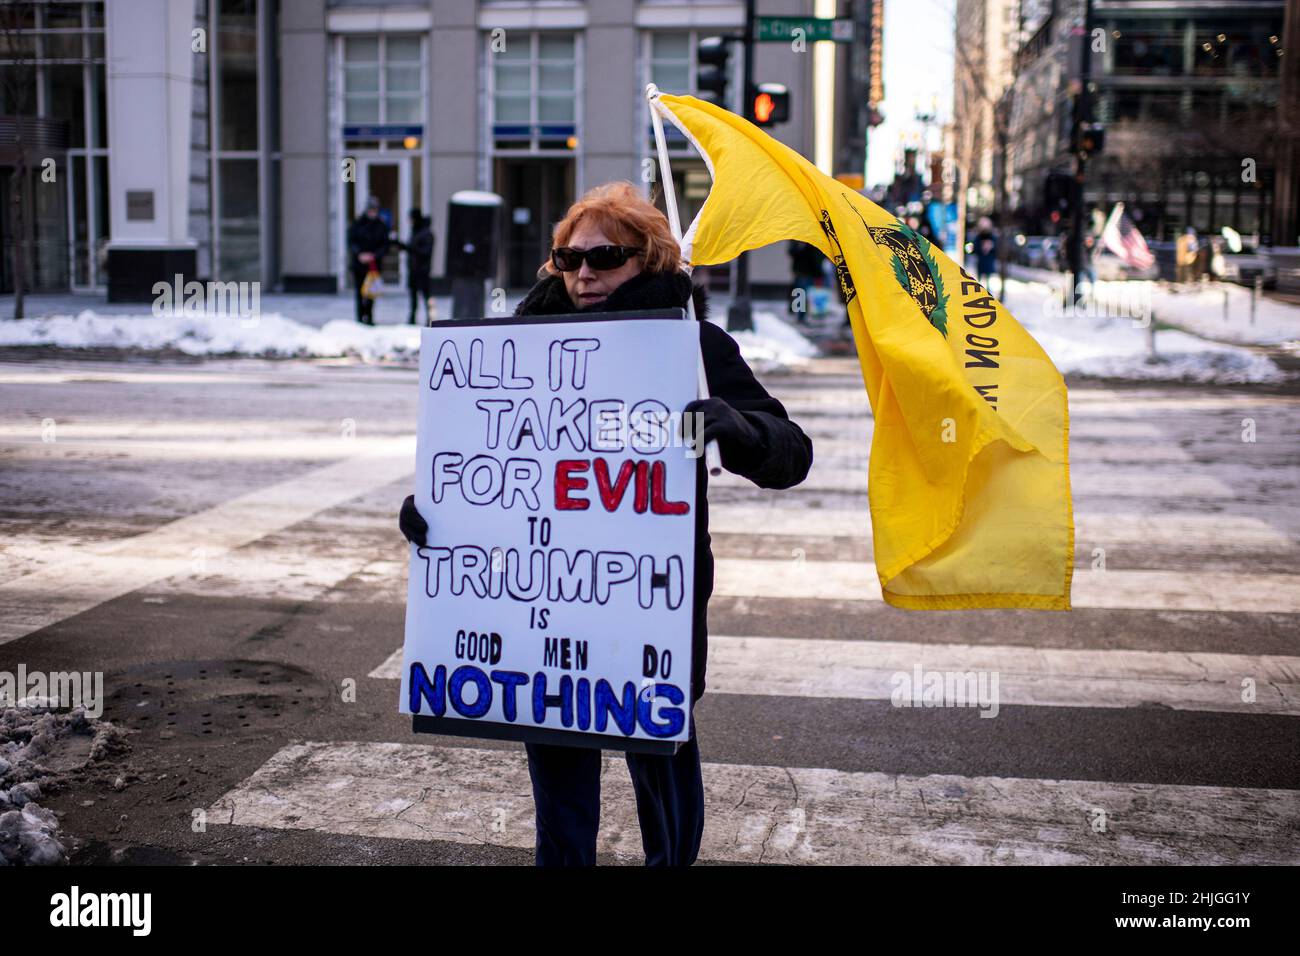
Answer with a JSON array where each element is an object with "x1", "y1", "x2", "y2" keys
[
  {"x1": 1149, "y1": 283, "x2": 1298, "y2": 348},
  {"x1": 1003, "y1": 264, "x2": 1300, "y2": 348},
  {"x1": 954, "y1": 266, "x2": 1291, "y2": 384}
]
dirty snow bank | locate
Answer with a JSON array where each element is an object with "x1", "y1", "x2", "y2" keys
[
  {"x1": 1149, "y1": 284, "x2": 1300, "y2": 348},
  {"x1": 0, "y1": 310, "x2": 423, "y2": 362},
  {"x1": 724, "y1": 310, "x2": 819, "y2": 373},
  {"x1": 0, "y1": 705, "x2": 129, "y2": 865},
  {"x1": 998, "y1": 280, "x2": 1287, "y2": 384},
  {"x1": 0, "y1": 308, "x2": 818, "y2": 373}
]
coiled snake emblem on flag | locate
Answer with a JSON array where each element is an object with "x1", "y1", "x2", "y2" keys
[
  {"x1": 866, "y1": 221, "x2": 950, "y2": 337},
  {"x1": 817, "y1": 208, "x2": 950, "y2": 337}
]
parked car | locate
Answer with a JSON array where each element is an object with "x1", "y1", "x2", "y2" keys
[
  {"x1": 1094, "y1": 250, "x2": 1160, "y2": 281},
  {"x1": 1220, "y1": 246, "x2": 1277, "y2": 289},
  {"x1": 1017, "y1": 235, "x2": 1060, "y2": 270}
]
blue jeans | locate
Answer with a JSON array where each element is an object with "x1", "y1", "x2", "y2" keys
[{"x1": 524, "y1": 719, "x2": 704, "y2": 866}]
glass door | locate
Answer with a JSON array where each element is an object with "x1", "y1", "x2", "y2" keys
[
  {"x1": 355, "y1": 157, "x2": 410, "y2": 287},
  {"x1": 497, "y1": 157, "x2": 574, "y2": 289}
]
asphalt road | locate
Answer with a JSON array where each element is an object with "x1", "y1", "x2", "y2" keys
[{"x1": 1, "y1": 350, "x2": 1297, "y2": 865}]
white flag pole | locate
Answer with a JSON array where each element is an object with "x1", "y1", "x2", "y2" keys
[{"x1": 647, "y1": 83, "x2": 723, "y2": 477}]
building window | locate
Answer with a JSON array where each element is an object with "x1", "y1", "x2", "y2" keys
[
  {"x1": 207, "y1": 0, "x2": 269, "y2": 283},
  {"x1": 0, "y1": 0, "x2": 107, "y2": 292},
  {"x1": 219, "y1": 0, "x2": 258, "y2": 150},
  {"x1": 343, "y1": 34, "x2": 424, "y2": 126},
  {"x1": 385, "y1": 35, "x2": 422, "y2": 122},
  {"x1": 217, "y1": 157, "x2": 259, "y2": 279},
  {"x1": 537, "y1": 34, "x2": 576, "y2": 122},
  {"x1": 1110, "y1": 19, "x2": 1185, "y2": 76},
  {"x1": 490, "y1": 31, "x2": 577, "y2": 151},
  {"x1": 343, "y1": 37, "x2": 379, "y2": 123},
  {"x1": 649, "y1": 32, "x2": 691, "y2": 95},
  {"x1": 1192, "y1": 19, "x2": 1282, "y2": 77},
  {"x1": 643, "y1": 31, "x2": 738, "y2": 153},
  {"x1": 642, "y1": 31, "x2": 723, "y2": 231}
]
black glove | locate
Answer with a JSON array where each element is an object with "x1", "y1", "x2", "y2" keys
[
  {"x1": 399, "y1": 494, "x2": 428, "y2": 546},
  {"x1": 682, "y1": 397, "x2": 767, "y2": 471}
]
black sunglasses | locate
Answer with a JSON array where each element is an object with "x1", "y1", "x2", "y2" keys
[{"x1": 551, "y1": 245, "x2": 642, "y2": 272}]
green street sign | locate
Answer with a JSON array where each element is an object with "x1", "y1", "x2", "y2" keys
[{"x1": 756, "y1": 16, "x2": 855, "y2": 43}]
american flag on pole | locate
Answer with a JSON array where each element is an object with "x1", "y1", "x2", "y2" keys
[{"x1": 1100, "y1": 202, "x2": 1155, "y2": 270}]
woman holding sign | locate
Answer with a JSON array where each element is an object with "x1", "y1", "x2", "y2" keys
[{"x1": 398, "y1": 181, "x2": 813, "y2": 866}]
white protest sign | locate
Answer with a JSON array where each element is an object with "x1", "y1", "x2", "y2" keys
[{"x1": 399, "y1": 313, "x2": 700, "y2": 747}]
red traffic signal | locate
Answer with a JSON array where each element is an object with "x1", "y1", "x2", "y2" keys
[{"x1": 751, "y1": 83, "x2": 789, "y2": 127}]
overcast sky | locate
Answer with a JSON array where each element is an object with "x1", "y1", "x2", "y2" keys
[{"x1": 865, "y1": 0, "x2": 956, "y2": 188}]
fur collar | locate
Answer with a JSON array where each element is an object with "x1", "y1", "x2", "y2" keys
[{"x1": 513, "y1": 269, "x2": 709, "y2": 322}]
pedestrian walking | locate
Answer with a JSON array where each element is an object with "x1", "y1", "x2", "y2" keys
[
  {"x1": 1081, "y1": 230, "x2": 1099, "y2": 289},
  {"x1": 394, "y1": 208, "x2": 435, "y2": 325},
  {"x1": 348, "y1": 197, "x2": 390, "y2": 324},
  {"x1": 1208, "y1": 236, "x2": 1226, "y2": 282},
  {"x1": 396, "y1": 181, "x2": 814, "y2": 866},
  {"x1": 788, "y1": 239, "x2": 826, "y2": 324},
  {"x1": 1175, "y1": 227, "x2": 1200, "y2": 284}
]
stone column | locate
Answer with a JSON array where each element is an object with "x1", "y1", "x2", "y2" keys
[{"x1": 104, "y1": 0, "x2": 196, "y2": 302}]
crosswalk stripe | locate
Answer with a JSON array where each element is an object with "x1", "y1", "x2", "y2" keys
[
  {"x1": 707, "y1": 638, "x2": 1299, "y2": 714},
  {"x1": 705, "y1": 505, "x2": 1295, "y2": 550},
  {"x1": 0, "y1": 439, "x2": 414, "y2": 645},
  {"x1": 710, "y1": 558, "x2": 1300, "y2": 613},
  {"x1": 208, "y1": 740, "x2": 1300, "y2": 864},
  {"x1": 1062, "y1": 392, "x2": 1300, "y2": 411},
  {"x1": 104, "y1": 527, "x2": 1288, "y2": 614},
  {"x1": 770, "y1": 387, "x2": 1300, "y2": 414},
  {"x1": 711, "y1": 466, "x2": 1240, "y2": 499},
  {"x1": 794, "y1": 418, "x2": 1168, "y2": 441},
  {"x1": 0, "y1": 436, "x2": 402, "y2": 461},
  {"x1": 805, "y1": 437, "x2": 1195, "y2": 464},
  {"x1": 368, "y1": 638, "x2": 1299, "y2": 715}
]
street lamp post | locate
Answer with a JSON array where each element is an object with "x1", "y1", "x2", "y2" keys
[
  {"x1": 1066, "y1": 0, "x2": 1095, "y2": 306},
  {"x1": 727, "y1": 0, "x2": 756, "y2": 332}
]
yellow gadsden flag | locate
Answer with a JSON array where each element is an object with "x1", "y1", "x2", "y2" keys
[{"x1": 655, "y1": 92, "x2": 1073, "y2": 610}]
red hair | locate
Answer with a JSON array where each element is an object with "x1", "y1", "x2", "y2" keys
[{"x1": 540, "y1": 181, "x2": 683, "y2": 278}]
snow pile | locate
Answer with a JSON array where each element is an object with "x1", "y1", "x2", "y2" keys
[
  {"x1": 0, "y1": 785, "x2": 62, "y2": 866},
  {"x1": 0, "y1": 307, "x2": 821, "y2": 373},
  {"x1": 0, "y1": 309, "x2": 423, "y2": 362},
  {"x1": 1149, "y1": 284, "x2": 1300, "y2": 348},
  {"x1": 2, "y1": 285, "x2": 1288, "y2": 383},
  {"x1": 0, "y1": 704, "x2": 128, "y2": 866},
  {"x1": 725, "y1": 310, "x2": 819, "y2": 373},
  {"x1": 998, "y1": 281, "x2": 1287, "y2": 384}
]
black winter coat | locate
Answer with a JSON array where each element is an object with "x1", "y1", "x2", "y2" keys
[
  {"x1": 513, "y1": 269, "x2": 814, "y2": 703},
  {"x1": 396, "y1": 225, "x2": 435, "y2": 286},
  {"x1": 348, "y1": 215, "x2": 390, "y2": 267}
]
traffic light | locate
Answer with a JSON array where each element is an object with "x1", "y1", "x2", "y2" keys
[
  {"x1": 1072, "y1": 122, "x2": 1105, "y2": 158},
  {"x1": 696, "y1": 36, "x2": 730, "y2": 107},
  {"x1": 751, "y1": 83, "x2": 790, "y2": 127},
  {"x1": 1044, "y1": 171, "x2": 1075, "y2": 223}
]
